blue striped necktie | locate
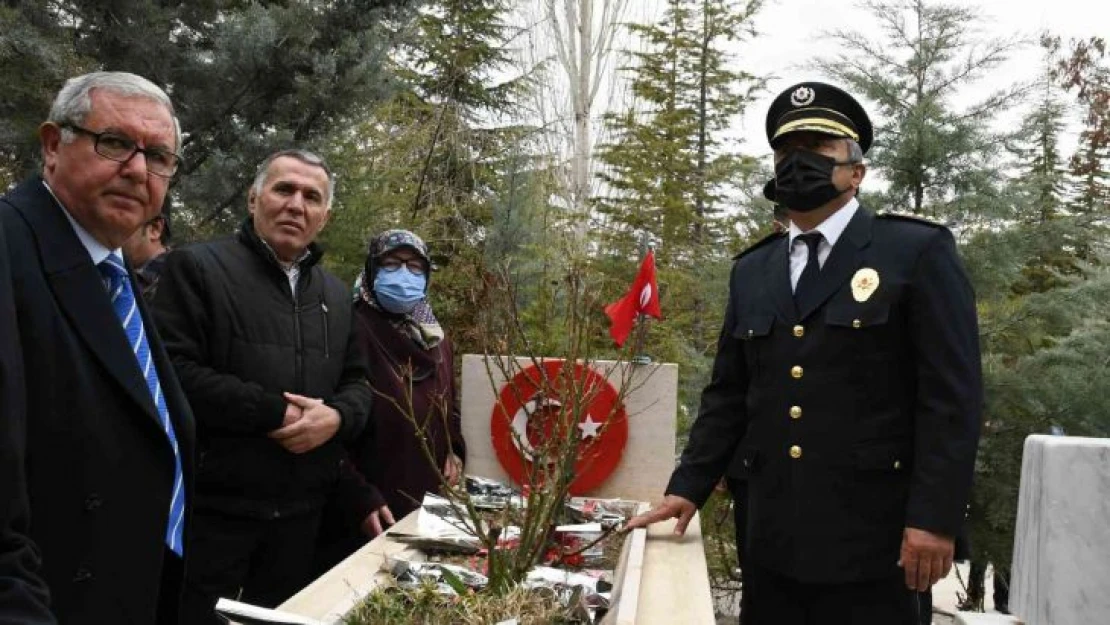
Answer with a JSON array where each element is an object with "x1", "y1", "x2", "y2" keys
[{"x1": 98, "y1": 253, "x2": 185, "y2": 556}]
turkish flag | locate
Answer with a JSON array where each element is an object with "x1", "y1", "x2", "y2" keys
[{"x1": 604, "y1": 249, "x2": 662, "y2": 347}]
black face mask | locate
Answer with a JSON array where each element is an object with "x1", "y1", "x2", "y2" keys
[{"x1": 774, "y1": 150, "x2": 855, "y2": 212}]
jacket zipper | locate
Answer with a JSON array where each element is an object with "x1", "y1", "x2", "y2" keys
[
  {"x1": 293, "y1": 288, "x2": 304, "y2": 394},
  {"x1": 321, "y1": 297, "x2": 330, "y2": 359}
]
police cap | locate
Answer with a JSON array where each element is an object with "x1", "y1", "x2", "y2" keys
[{"x1": 765, "y1": 81, "x2": 872, "y2": 153}]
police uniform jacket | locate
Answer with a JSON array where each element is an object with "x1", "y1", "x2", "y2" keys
[{"x1": 666, "y1": 205, "x2": 982, "y2": 584}]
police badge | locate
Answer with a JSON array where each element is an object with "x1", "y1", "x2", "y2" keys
[
  {"x1": 790, "y1": 86, "x2": 815, "y2": 107},
  {"x1": 851, "y1": 268, "x2": 880, "y2": 302}
]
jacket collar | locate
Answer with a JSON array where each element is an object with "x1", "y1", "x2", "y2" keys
[
  {"x1": 796, "y1": 206, "x2": 874, "y2": 321},
  {"x1": 5, "y1": 176, "x2": 164, "y2": 425},
  {"x1": 236, "y1": 215, "x2": 324, "y2": 271},
  {"x1": 764, "y1": 205, "x2": 875, "y2": 322}
]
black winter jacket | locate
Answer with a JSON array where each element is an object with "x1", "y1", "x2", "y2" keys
[{"x1": 153, "y1": 218, "x2": 372, "y2": 518}]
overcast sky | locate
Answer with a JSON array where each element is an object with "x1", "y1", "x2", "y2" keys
[{"x1": 725, "y1": 0, "x2": 1108, "y2": 159}]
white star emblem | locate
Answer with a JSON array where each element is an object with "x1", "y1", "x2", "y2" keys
[{"x1": 577, "y1": 416, "x2": 602, "y2": 440}]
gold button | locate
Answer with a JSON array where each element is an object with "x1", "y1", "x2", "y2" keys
[
  {"x1": 789, "y1": 406, "x2": 802, "y2": 419},
  {"x1": 791, "y1": 366, "x2": 803, "y2": 379},
  {"x1": 893, "y1": 460, "x2": 902, "y2": 470},
  {"x1": 789, "y1": 445, "x2": 802, "y2": 459},
  {"x1": 852, "y1": 319, "x2": 862, "y2": 329},
  {"x1": 793, "y1": 325, "x2": 805, "y2": 338}
]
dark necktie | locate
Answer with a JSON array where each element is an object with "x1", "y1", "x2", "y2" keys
[
  {"x1": 793, "y1": 231, "x2": 824, "y2": 313},
  {"x1": 98, "y1": 254, "x2": 185, "y2": 556}
]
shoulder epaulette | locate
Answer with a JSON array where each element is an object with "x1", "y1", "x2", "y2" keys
[
  {"x1": 732, "y1": 231, "x2": 786, "y2": 260},
  {"x1": 874, "y1": 210, "x2": 946, "y2": 228}
]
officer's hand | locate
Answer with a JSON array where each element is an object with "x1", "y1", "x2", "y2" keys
[
  {"x1": 625, "y1": 495, "x2": 697, "y2": 536},
  {"x1": 269, "y1": 393, "x2": 342, "y2": 454},
  {"x1": 361, "y1": 504, "x2": 396, "y2": 538},
  {"x1": 899, "y1": 527, "x2": 954, "y2": 591}
]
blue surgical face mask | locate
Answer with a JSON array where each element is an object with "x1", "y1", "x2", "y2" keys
[{"x1": 373, "y1": 267, "x2": 427, "y2": 314}]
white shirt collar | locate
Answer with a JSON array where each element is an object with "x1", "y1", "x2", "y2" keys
[
  {"x1": 256, "y1": 234, "x2": 311, "y2": 296},
  {"x1": 42, "y1": 180, "x2": 122, "y2": 266},
  {"x1": 787, "y1": 196, "x2": 860, "y2": 248}
]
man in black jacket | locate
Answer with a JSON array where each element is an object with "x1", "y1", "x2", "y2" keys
[
  {"x1": 629, "y1": 83, "x2": 982, "y2": 624},
  {"x1": 154, "y1": 150, "x2": 375, "y2": 624}
]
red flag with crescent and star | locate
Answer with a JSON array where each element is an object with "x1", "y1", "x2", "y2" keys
[{"x1": 604, "y1": 249, "x2": 662, "y2": 347}]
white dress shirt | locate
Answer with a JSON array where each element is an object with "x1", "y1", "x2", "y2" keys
[
  {"x1": 787, "y1": 197, "x2": 859, "y2": 292},
  {"x1": 43, "y1": 181, "x2": 122, "y2": 271}
]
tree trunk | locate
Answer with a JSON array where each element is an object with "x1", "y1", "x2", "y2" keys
[
  {"x1": 691, "y1": 0, "x2": 711, "y2": 343},
  {"x1": 571, "y1": 0, "x2": 593, "y2": 242}
]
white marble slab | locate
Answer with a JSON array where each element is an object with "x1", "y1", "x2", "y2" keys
[
  {"x1": 460, "y1": 355, "x2": 678, "y2": 502},
  {"x1": 1010, "y1": 434, "x2": 1110, "y2": 625},
  {"x1": 953, "y1": 613, "x2": 1020, "y2": 625}
]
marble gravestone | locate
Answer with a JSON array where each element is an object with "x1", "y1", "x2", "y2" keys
[
  {"x1": 1007, "y1": 435, "x2": 1110, "y2": 625},
  {"x1": 267, "y1": 355, "x2": 716, "y2": 625},
  {"x1": 459, "y1": 354, "x2": 678, "y2": 502}
]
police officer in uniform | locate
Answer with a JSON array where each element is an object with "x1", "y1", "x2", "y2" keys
[{"x1": 628, "y1": 82, "x2": 982, "y2": 625}]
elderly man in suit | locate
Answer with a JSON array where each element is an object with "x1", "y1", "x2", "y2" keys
[
  {"x1": 0, "y1": 71, "x2": 194, "y2": 624},
  {"x1": 629, "y1": 82, "x2": 982, "y2": 625}
]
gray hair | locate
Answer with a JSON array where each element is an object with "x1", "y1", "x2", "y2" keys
[
  {"x1": 48, "y1": 71, "x2": 181, "y2": 152},
  {"x1": 845, "y1": 138, "x2": 864, "y2": 163},
  {"x1": 251, "y1": 149, "x2": 336, "y2": 210}
]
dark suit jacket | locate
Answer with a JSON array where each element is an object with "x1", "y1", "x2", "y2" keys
[
  {"x1": 0, "y1": 177, "x2": 196, "y2": 624},
  {"x1": 667, "y1": 206, "x2": 982, "y2": 584},
  {"x1": 0, "y1": 222, "x2": 54, "y2": 623}
]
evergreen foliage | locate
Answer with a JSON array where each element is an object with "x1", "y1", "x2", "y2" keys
[
  {"x1": 0, "y1": 0, "x2": 413, "y2": 235},
  {"x1": 3, "y1": 1, "x2": 1110, "y2": 616},
  {"x1": 822, "y1": 1, "x2": 1110, "y2": 589},
  {"x1": 816, "y1": 0, "x2": 1025, "y2": 220}
]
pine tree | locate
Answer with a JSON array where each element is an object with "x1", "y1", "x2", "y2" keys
[
  {"x1": 956, "y1": 35, "x2": 1110, "y2": 588},
  {"x1": 594, "y1": 0, "x2": 762, "y2": 356},
  {"x1": 593, "y1": 4, "x2": 763, "y2": 610},
  {"x1": 319, "y1": 0, "x2": 537, "y2": 348},
  {"x1": 1053, "y1": 36, "x2": 1110, "y2": 215},
  {"x1": 817, "y1": 0, "x2": 1024, "y2": 221},
  {"x1": 1005, "y1": 41, "x2": 1083, "y2": 296},
  {"x1": 0, "y1": 0, "x2": 413, "y2": 234}
]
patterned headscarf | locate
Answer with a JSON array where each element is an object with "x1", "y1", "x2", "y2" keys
[{"x1": 355, "y1": 229, "x2": 444, "y2": 349}]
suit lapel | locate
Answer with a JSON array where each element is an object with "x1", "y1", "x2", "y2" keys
[
  {"x1": 11, "y1": 179, "x2": 161, "y2": 423},
  {"x1": 798, "y1": 207, "x2": 874, "y2": 321},
  {"x1": 763, "y1": 237, "x2": 797, "y2": 322}
]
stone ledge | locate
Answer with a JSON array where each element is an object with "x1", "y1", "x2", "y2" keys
[{"x1": 954, "y1": 612, "x2": 1022, "y2": 625}]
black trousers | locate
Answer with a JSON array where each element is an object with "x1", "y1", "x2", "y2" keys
[
  {"x1": 180, "y1": 509, "x2": 322, "y2": 625},
  {"x1": 740, "y1": 561, "x2": 921, "y2": 625},
  {"x1": 728, "y1": 477, "x2": 749, "y2": 571}
]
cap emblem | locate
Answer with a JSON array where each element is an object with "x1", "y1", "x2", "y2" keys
[{"x1": 790, "y1": 86, "x2": 816, "y2": 107}]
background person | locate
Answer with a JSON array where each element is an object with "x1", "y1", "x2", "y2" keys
[
  {"x1": 122, "y1": 209, "x2": 171, "y2": 299},
  {"x1": 316, "y1": 230, "x2": 466, "y2": 573}
]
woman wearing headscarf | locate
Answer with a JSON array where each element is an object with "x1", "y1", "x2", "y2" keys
[{"x1": 315, "y1": 230, "x2": 466, "y2": 571}]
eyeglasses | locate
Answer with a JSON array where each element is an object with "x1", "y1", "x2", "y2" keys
[
  {"x1": 379, "y1": 258, "x2": 427, "y2": 275},
  {"x1": 61, "y1": 123, "x2": 182, "y2": 178}
]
